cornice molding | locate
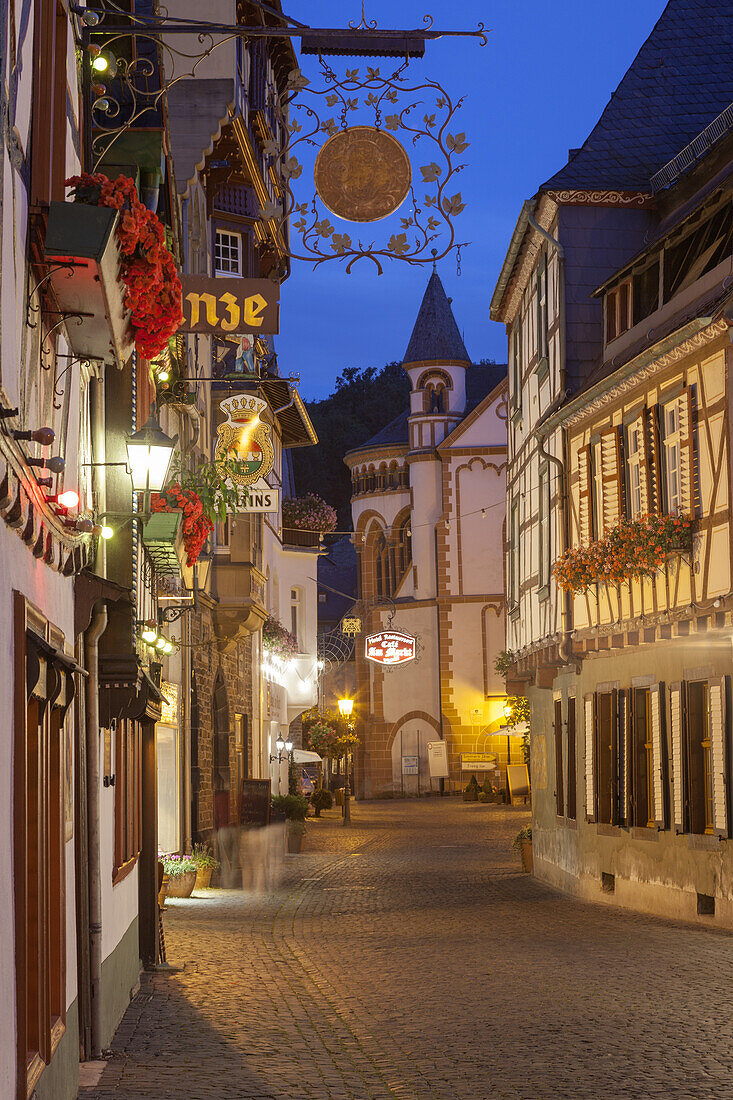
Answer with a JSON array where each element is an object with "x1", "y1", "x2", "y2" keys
[{"x1": 544, "y1": 189, "x2": 652, "y2": 208}]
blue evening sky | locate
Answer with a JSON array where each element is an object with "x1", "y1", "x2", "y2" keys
[{"x1": 277, "y1": 0, "x2": 666, "y2": 399}]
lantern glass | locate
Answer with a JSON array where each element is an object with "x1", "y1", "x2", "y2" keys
[
  {"x1": 125, "y1": 411, "x2": 177, "y2": 494},
  {"x1": 275, "y1": 735, "x2": 285, "y2": 752},
  {"x1": 338, "y1": 698, "x2": 354, "y2": 718}
]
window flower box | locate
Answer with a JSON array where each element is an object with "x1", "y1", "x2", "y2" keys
[
  {"x1": 44, "y1": 200, "x2": 134, "y2": 369},
  {"x1": 553, "y1": 514, "x2": 693, "y2": 594},
  {"x1": 282, "y1": 494, "x2": 337, "y2": 548}
]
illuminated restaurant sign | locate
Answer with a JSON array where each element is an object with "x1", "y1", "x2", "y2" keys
[{"x1": 365, "y1": 630, "x2": 416, "y2": 666}]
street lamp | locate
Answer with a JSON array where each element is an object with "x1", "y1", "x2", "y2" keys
[
  {"x1": 338, "y1": 697, "x2": 355, "y2": 827},
  {"x1": 125, "y1": 409, "x2": 178, "y2": 505}
]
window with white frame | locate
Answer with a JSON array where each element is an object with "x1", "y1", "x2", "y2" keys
[
  {"x1": 215, "y1": 229, "x2": 242, "y2": 276},
  {"x1": 290, "y1": 587, "x2": 301, "y2": 649},
  {"x1": 538, "y1": 466, "x2": 550, "y2": 590},
  {"x1": 662, "y1": 400, "x2": 682, "y2": 514},
  {"x1": 627, "y1": 419, "x2": 643, "y2": 518}
]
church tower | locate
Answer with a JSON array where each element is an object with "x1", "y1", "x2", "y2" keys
[{"x1": 403, "y1": 271, "x2": 471, "y2": 453}]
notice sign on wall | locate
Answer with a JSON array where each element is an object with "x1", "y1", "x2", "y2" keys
[
  {"x1": 179, "y1": 276, "x2": 280, "y2": 334},
  {"x1": 365, "y1": 630, "x2": 416, "y2": 666}
]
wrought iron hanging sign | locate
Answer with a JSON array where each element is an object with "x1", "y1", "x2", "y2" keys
[{"x1": 263, "y1": 44, "x2": 472, "y2": 273}]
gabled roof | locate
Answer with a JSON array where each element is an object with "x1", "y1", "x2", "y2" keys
[
  {"x1": 403, "y1": 272, "x2": 470, "y2": 365},
  {"x1": 542, "y1": 0, "x2": 733, "y2": 192}
]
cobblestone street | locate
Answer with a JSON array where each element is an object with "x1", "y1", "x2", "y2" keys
[{"x1": 82, "y1": 800, "x2": 733, "y2": 1100}]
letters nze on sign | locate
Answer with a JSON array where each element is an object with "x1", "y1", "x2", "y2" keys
[{"x1": 364, "y1": 630, "x2": 416, "y2": 666}]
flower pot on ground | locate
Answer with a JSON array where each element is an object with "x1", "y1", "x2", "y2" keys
[
  {"x1": 463, "y1": 775, "x2": 480, "y2": 802},
  {"x1": 286, "y1": 820, "x2": 306, "y2": 854},
  {"x1": 161, "y1": 854, "x2": 197, "y2": 898},
  {"x1": 513, "y1": 826, "x2": 533, "y2": 873},
  {"x1": 191, "y1": 842, "x2": 220, "y2": 890}
]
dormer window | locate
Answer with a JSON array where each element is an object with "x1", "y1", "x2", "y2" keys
[{"x1": 605, "y1": 278, "x2": 632, "y2": 342}]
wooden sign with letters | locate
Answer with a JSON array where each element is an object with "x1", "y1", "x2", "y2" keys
[{"x1": 178, "y1": 276, "x2": 280, "y2": 334}]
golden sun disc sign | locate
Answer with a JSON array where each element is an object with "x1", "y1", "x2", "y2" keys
[{"x1": 314, "y1": 126, "x2": 412, "y2": 223}]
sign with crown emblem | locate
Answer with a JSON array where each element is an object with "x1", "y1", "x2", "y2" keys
[{"x1": 215, "y1": 394, "x2": 279, "y2": 513}]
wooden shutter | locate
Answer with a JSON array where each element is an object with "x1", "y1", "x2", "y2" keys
[
  {"x1": 647, "y1": 405, "x2": 663, "y2": 514},
  {"x1": 577, "y1": 446, "x2": 592, "y2": 545},
  {"x1": 649, "y1": 683, "x2": 665, "y2": 829},
  {"x1": 617, "y1": 690, "x2": 628, "y2": 826},
  {"x1": 584, "y1": 694, "x2": 596, "y2": 821},
  {"x1": 600, "y1": 427, "x2": 624, "y2": 533},
  {"x1": 636, "y1": 416, "x2": 652, "y2": 515},
  {"x1": 677, "y1": 386, "x2": 695, "y2": 515},
  {"x1": 708, "y1": 676, "x2": 729, "y2": 836},
  {"x1": 669, "y1": 683, "x2": 684, "y2": 832}
]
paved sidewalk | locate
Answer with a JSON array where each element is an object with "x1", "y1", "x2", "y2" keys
[{"x1": 81, "y1": 799, "x2": 733, "y2": 1099}]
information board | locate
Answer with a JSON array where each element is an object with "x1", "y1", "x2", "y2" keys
[
  {"x1": 460, "y1": 752, "x2": 498, "y2": 772},
  {"x1": 402, "y1": 755, "x2": 419, "y2": 775},
  {"x1": 239, "y1": 778, "x2": 271, "y2": 827},
  {"x1": 427, "y1": 740, "x2": 449, "y2": 779}
]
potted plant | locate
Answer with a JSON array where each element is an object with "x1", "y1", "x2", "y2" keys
[
  {"x1": 161, "y1": 853, "x2": 197, "y2": 898},
  {"x1": 271, "y1": 794, "x2": 310, "y2": 853},
  {"x1": 463, "y1": 774, "x2": 479, "y2": 802},
  {"x1": 262, "y1": 616, "x2": 299, "y2": 663},
  {"x1": 282, "y1": 493, "x2": 337, "y2": 547},
  {"x1": 311, "y1": 788, "x2": 333, "y2": 817},
  {"x1": 513, "y1": 826, "x2": 533, "y2": 873},
  {"x1": 191, "y1": 843, "x2": 220, "y2": 890}
]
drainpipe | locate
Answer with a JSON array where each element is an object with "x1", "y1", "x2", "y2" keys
[{"x1": 85, "y1": 601, "x2": 108, "y2": 1058}]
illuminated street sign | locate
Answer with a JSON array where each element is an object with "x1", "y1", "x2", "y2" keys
[{"x1": 365, "y1": 630, "x2": 416, "y2": 666}]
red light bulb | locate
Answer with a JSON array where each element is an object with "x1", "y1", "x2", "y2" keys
[{"x1": 57, "y1": 490, "x2": 79, "y2": 509}]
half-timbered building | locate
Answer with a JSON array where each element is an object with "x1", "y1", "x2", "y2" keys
[{"x1": 491, "y1": 0, "x2": 733, "y2": 926}]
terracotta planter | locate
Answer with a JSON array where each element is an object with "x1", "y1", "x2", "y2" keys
[
  {"x1": 520, "y1": 838, "x2": 533, "y2": 873},
  {"x1": 287, "y1": 829, "x2": 305, "y2": 854},
  {"x1": 194, "y1": 865, "x2": 213, "y2": 890},
  {"x1": 166, "y1": 870, "x2": 197, "y2": 898}
]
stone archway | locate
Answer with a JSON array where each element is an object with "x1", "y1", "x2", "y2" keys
[{"x1": 387, "y1": 710, "x2": 442, "y2": 793}]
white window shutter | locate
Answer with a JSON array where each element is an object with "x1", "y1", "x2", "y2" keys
[
  {"x1": 584, "y1": 694, "x2": 595, "y2": 821},
  {"x1": 677, "y1": 387, "x2": 695, "y2": 515},
  {"x1": 577, "y1": 446, "x2": 592, "y2": 545},
  {"x1": 600, "y1": 427, "x2": 624, "y2": 533},
  {"x1": 709, "y1": 677, "x2": 728, "y2": 836},
  {"x1": 669, "y1": 683, "x2": 684, "y2": 832},
  {"x1": 649, "y1": 683, "x2": 665, "y2": 829}
]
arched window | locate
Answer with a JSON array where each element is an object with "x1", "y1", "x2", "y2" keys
[
  {"x1": 398, "y1": 465, "x2": 409, "y2": 489},
  {"x1": 388, "y1": 461, "x2": 399, "y2": 489},
  {"x1": 366, "y1": 466, "x2": 376, "y2": 493},
  {"x1": 377, "y1": 463, "x2": 388, "y2": 491},
  {"x1": 374, "y1": 530, "x2": 390, "y2": 597},
  {"x1": 392, "y1": 512, "x2": 412, "y2": 587}
]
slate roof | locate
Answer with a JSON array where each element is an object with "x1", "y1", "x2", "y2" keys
[
  {"x1": 542, "y1": 0, "x2": 733, "y2": 192},
  {"x1": 403, "y1": 272, "x2": 470, "y2": 364}
]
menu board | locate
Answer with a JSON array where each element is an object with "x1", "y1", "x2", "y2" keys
[{"x1": 239, "y1": 779, "x2": 271, "y2": 827}]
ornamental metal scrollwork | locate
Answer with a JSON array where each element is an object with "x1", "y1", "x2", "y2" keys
[{"x1": 263, "y1": 57, "x2": 472, "y2": 273}]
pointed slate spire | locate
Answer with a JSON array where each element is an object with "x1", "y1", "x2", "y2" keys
[{"x1": 403, "y1": 272, "x2": 470, "y2": 365}]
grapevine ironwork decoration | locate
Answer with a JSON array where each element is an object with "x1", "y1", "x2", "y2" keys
[{"x1": 262, "y1": 55, "x2": 472, "y2": 273}]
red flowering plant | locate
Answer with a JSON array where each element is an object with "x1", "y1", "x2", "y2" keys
[
  {"x1": 150, "y1": 484, "x2": 213, "y2": 567},
  {"x1": 282, "y1": 494, "x2": 337, "y2": 534},
  {"x1": 553, "y1": 514, "x2": 693, "y2": 594},
  {"x1": 64, "y1": 172, "x2": 183, "y2": 360}
]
